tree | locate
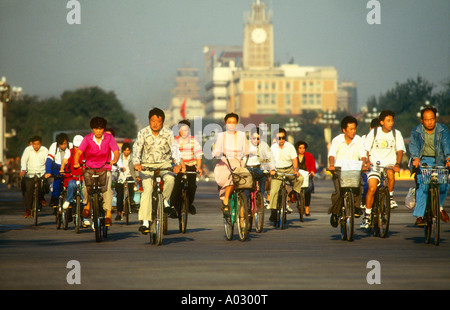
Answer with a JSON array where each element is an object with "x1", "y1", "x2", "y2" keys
[{"x1": 6, "y1": 87, "x2": 138, "y2": 157}]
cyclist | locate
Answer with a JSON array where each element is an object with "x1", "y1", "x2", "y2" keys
[
  {"x1": 115, "y1": 142, "x2": 137, "y2": 221},
  {"x1": 268, "y1": 128, "x2": 303, "y2": 223},
  {"x1": 45, "y1": 133, "x2": 71, "y2": 209},
  {"x1": 246, "y1": 127, "x2": 275, "y2": 205},
  {"x1": 328, "y1": 116, "x2": 367, "y2": 227},
  {"x1": 59, "y1": 135, "x2": 85, "y2": 212},
  {"x1": 133, "y1": 108, "x2": 182, "y2": 234},
  {"x1": 170, "y1": 120, "x2": 203, "y2": 217},
  {"x1": 73, "y1": 117, "x2": 120, "y2": 227},
  {"x1": 20, "y1": 136, "x2": 48, "y2": 218},
  {"x1": 409, "y1": 106, "x2": 450, "y2": 226},
  {"x1": 295, "y1": 140, "x2": 316, "y2": 216},
  {"x1": 213, "y1": 112, "x2": 249, "y2": 213},
  {"x1": 361, "y1": 110, "x2": 406, "y2": 228}
]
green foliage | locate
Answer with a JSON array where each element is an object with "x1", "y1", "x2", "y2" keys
[
  {"x1": 368, "y1": 75, "x2": 450, "y2": 136},
  {"x1": 6, "y1": 87, "x2": 138, "y2": 157}
]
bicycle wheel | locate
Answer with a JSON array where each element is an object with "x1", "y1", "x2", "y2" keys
[
  {"x1": 237, "y1": 192, "x2": 249, "y2": 242},
  {"x1": 223, "y1": 194, "x2": 234, "y2": 241},
  {"x1": 74, "y1": 195, "x2": 81, "y2": 233},
  {"x1": 153, "y1": 193, "x2": 164, "y2": 246},
  {"x1": 379, "y1": 187, "x2": 391, "y2": 238},
  {"x1": 56, "y1": 205, "x2": 62, "y2": 229},
  {"x1": 430, "y1": 186, "x2": 440, "y2": 245},
  {"x1": 297, "y1": 190, "x2": 305, "y2": 222},
  {"x1": 92, "y1": 194, "x2": 102, "y2": 242},
  {"x1": 179, "y1": 190, "x2": 189, "y2": 233},
  {"x1": 341, "y1": 191, "x2": 355, "y2": 241},
  {"x1": 33, "y1": 186, "x2": 39, "y2": 226},
  {"x1": 254, "y1": 191, "x2": 265, "y2": 233},
  {"x1": 124, "y1": 195, "x2": 130, "y2": 225},
  {"x1": 371, "y1": 190, "x2": 380, "y2": 237},
  {"x1": 278, "y1": 188, "x2": 287, "y2": 229}
]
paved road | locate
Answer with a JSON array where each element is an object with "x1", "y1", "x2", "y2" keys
[{"x1": 1, "y1": 178, "x2": 449, "y2": 294}]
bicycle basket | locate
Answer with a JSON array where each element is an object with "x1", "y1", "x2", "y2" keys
[
  {"x1": 339, "y1": 170, "x2": 361, "y2": 188},
  {"x1": 83, "y1": 169, "x2": 108, "y2": 188},
  {"x1": 421, "y1": 168, "x2": 449, "y2": 185},
  {"x1": 232, "y1": 167, "x2": 254, "y2": 190}
]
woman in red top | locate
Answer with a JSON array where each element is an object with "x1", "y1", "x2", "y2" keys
[
  {"x1": 295, "y1": 141, "x2": 317, "y2": 216},
  {"x1": 60, "y1": 135, "x2": 85, "y2": 210}
]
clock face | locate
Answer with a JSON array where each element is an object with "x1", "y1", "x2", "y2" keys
[{"x1": 251, "y1": 28, "x2": 267, "y2": 44}]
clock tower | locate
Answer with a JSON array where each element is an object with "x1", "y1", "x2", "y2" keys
[{"x1": 243, "y1": 0, "x2": 274, "y2": 70}]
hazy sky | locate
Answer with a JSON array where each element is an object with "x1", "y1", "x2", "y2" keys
[{"x1": 1, "y1": 0, "x2": 449, "y2": 128}]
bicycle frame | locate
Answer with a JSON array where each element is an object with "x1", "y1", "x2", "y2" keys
[
  {"x1": 140, "y1": 166, "x2": 172, "y2": 245},
  {"x1": 247, "y1": 169, "x2": 268, "y2": 233},
  {"x1": 274, "y1": 171, "x2": 296, "y2": 229},
  {"x1": 369, "y1": 163, "x2": 392, "y2": 238},
  {"x1": 83, "y1": 162, "x2": 109, "y2": 242},
  {"x1": 25, "y1": 172, "x2": 45, "y2": 226},
  {"x1": 178, "y1": 171, "x2": 197, "y2": 234},
  {"x1": 420, "y1": 165, "x2": 448, "y2": 245}
]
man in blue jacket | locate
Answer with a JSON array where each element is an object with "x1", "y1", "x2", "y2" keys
[{"x1": 409, "y1": 106, "x2": 450, "y2": 226}]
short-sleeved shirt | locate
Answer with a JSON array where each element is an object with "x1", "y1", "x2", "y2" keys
[
  {"x1": 271, "y1": 142, "x2": 297, "y2": 168},
  {"x1": 364, "y1": 128, "x2": 406, "y2": 166},
  {"x1": 78, "y1": 132, "x2": 119, "y2": 170}
]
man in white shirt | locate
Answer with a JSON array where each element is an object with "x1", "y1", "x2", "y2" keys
[
  {"x1": 328, "y1": 116, "x2": 367, "y2": 225},
  {"x1": 268, "y1": 128, "x2": 303, "y2": 222},
  {"x1": 362, "y1": 110, "x2": 406, "y2": 228},
  {"x1": 20, "y1": 136, "x2": 49, "y2": 217}
]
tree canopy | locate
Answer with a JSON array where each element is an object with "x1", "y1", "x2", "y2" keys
[{"x1": 6, "y1": 87, "x2": 138, "y2": 157}]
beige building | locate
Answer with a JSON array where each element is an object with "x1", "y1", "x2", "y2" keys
[{"x1": 204, "y1": 0, "x2": 340, "y2": 120}]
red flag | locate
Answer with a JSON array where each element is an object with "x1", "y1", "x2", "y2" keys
[{"x1": 180, "y1": 98, "x2": 186, "y2": 119}]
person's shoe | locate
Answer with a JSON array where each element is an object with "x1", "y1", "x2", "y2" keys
[
  {"x1": 440, "y1": 209, "x2": 449, "y2": 223},
  {"x1": 286, "y1": 204, "x2": 293, "y2": 214},
  {"x1": 330, "y1": 214, "x2": 338, "y2": 227},
  {"x1": 82, "y1": 202, "x2": 91, "y2": 218},
  {"x1": 269, "y1": 209, "x2": 277, "y2": 222},
  {"x1": 139, "y1": 225, "x2": 149, "y2": 235},
  {"x1": 105, "y1": 217, "x2": 112, "y2": 226},
  {"x1": 82, "y1": 218, "x2": 90, "y2": 227},
  {"x1": 115, "y1": 214, "x2": 122, "y2": 221},
  {"x1": 390, "y1": 198, "x2": 398, "y2": 209},
  {"x1": 189, "y1": 204, "x2": 196, "y2": 215},
  {"x1": 24, "y1": 209, "x2": 31, "y2": 218},
  {"x1": 288, "y1": 191, "x2": 297, "y2": 203},
  {"x1": 415, "y1": 217, "x2": 426, "y2": 227},
  {"x1": 63, "y1": 201, "x2": 70, "y2": 209},
  {"x1": 305, "y1": 206, "x2": 310, "y2": 216},
  {"x1": 360, "y1": 216, "x2": 370, "y2": 229}
]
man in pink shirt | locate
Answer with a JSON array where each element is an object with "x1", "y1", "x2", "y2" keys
[{"x1": 73, "y1": 117, "x2": 120, "y2": 226}]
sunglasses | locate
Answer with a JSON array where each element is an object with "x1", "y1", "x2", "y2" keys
[{"x1": 277, "y1": 136, "x2": 286, "y2": 140}]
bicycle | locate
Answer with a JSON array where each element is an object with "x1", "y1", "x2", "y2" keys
[
  {"x1": 365, "y1": 162, "x2": 392, "y2": 238},
  {"x1": 83, "y1": 162, "x2": 110, "y2": 242},
  {"x1": 420, "y1": 165, "x2": 448, "y2": 246},
  {"x1": 223, "y1": 163, "x2": 250, "y2": 242},
  {"x1": 176, "y1": 171, "x2": 197, "y2": 234},
  {"x1": 273, "y1": 171, "x2": 297, "y2": 230},
  {"x1": 62, "y1": 170, "x2": 83, "y2": 233},
  {"x1": 55, "y1": 179, "x2": 69, "y2": 230},
  {"x1": 330, "y1": 168, "x2": 362, "y2": 241},
  {"x1": 140, "y1": 166, "x2": 172, "y2": 246},
  {"x1": 117, "y1": 177, "x2": 136, "y2": 225},
  {"x1": 246, "y1": 169, "x2": 268, "y2": 233},
  {"x1": 25, "y1": 172, "x2": 45, "y2": 226}
]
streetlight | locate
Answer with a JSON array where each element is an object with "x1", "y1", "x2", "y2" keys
[
  {"x1": 320, "y1": 110, "x2": 339, "y2": 143},
  {"x1": 0, "y1": 76, "x2": 22, "y2": 163},
  {"x1": 416, "y1": 100, "x2": 438, "y2": 118},
  {"x1": 285, "y1": 117, "x2": 301, "y2": 143},
  {"x1": 365, "y1": 107, "x2": 378, "y2": 123}
]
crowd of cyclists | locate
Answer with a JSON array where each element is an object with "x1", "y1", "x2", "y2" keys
[{"x1": 9, "y1": 105, "x2": 450, "y2": 238}]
